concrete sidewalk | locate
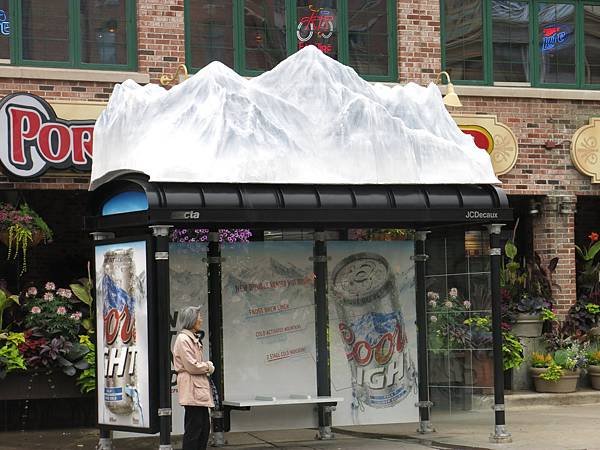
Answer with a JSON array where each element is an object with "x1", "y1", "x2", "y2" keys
[{"x1": 1, "y1": 401, "x2": 599, "y2": 450}]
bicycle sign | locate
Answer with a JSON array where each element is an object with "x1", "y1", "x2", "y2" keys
[{"x1": 297, "y1": 4, "x2": 335, "y2": 42}]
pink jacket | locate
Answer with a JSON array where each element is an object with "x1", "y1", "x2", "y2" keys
[{"x1": 172, "y1": 329, "x2": 215, "y2": 407}]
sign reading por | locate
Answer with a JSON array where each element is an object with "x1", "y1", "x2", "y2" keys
[{"x1": 0, "y1": 93, "x2": 95, "y2": 178}]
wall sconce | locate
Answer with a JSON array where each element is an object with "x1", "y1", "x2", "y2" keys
[
  {"x1": 160, "y1": 64, "x2": 189, "y2": 87},
  {"x1": 558, "y1": 198, "x2": 577, "y2": 215},
  {"x1": 528, "y1": 198, "x2": 541, "y2": 215},
  {"x1": 435, "y1": 71, "x2": 462, "y2": 107}
]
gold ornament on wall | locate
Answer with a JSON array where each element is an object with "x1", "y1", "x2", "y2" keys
[{"x1": 571, "y1": 118, "x2": 600, "y2": 183}]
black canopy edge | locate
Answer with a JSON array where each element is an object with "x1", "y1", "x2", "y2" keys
[{"x1": 86, "y1": 174, "x2": 512, "y2": 231}]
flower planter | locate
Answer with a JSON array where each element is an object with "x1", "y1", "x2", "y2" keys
[
  {"x1": 512, "y1": 313, "x2": 543, "y2": 337},
  {"x1": 530, "y1": 367, "x2": 580, "y2": 393},
  {"x1": 0, "y1": 230, "x2": 46, "y2": 247},
  {"x1": 0, "y1": 370, "x2": 85, "y2": 400},
  {"x1": 588, "y1": 365, "x2": 600, "y2": 390}
]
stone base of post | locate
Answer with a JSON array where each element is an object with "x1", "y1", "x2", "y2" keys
[
  {"x1": 489, "y1": 425, "x2": 512, "y2": 443},
  {"x1": 417, "y1": 420, "x2": 435, "y2": 434},
  {"x1": 316, "y1": 426, "x2": 335, "y2": 440}
]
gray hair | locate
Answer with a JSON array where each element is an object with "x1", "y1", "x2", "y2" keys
[{"x1": 177, "y1": 306, "x2": 202, "y2": 331}]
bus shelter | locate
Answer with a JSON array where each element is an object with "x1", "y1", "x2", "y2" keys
[{"x1": 85, "y1": 46, "x2": 513, "y2": 449}]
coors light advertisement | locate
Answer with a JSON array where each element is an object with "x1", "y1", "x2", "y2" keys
[{"x1": 95, "y1": 241, "x2": 151, "y2": 429}]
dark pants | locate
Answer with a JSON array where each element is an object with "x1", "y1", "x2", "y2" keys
[{"x1": 183, "y1": 406, "x2": 210, "y2": 450}]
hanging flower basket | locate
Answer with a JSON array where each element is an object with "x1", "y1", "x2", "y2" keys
[{"x1": 0, "y1": 203, "x2": 53, "y2": 275}]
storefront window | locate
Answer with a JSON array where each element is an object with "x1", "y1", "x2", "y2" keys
[
  {"x1": 186, "y1": 0, "x2": 396, "y2": 81},
  {"x1": 245, "y1": 0, "x2": 287, "y2": 71},
  {"x1": 584, "y1": 4, "x2": 600, "y2": 84},
  {"x1": 189, "y1": 0, "x2": 234, "y2": 69},
  {"x1": 348, "y1": 0, "x2": 389, "y2": 76},
  {"x1": 22, "y1": 0, "x2": 70, "y2": 62},
  {"x1": 492, "y1": 0, "x2": 530, "y2": 82},
  {"x1": 296, "y1": 0, "x2": 337, "y2": 60},
  {"x1": 80, "y1": 0, "x2": 128, "y2": 65},
  {"x1": 539, "y1": 3, "x2": 576, "y2": 84},
  {"x1": 0, "y1": 0, "x2": 10, "y2": 62},
  {"x1": 443, "y1": 0, "x2": 484, "y2": 81}
]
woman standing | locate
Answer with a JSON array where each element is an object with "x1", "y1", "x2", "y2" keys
[{"x1": 172, "y1": 306, "x2": 215, "y2": 450}]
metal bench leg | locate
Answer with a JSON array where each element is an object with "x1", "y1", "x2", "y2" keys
[
  {"x1": 96, "y1": 429, "x2": 112, "y2": 450},
  {"x1": 316, "y1": 405, "x2": 336, "y2": 440}
]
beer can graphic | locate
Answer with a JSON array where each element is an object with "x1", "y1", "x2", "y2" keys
[
  {"x1": 101, "y1": 248, "x2": 141, "y2": 421},
  {"x1": 332, "y1": 252, "x2": 416, "y2": 410}
]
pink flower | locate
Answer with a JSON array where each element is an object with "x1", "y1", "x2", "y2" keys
[
  {"x1": 70, "y1": 312, "x2": 82, "y2": 320},
  {"x1": 463, "y1": 300, "x2": 472, "y2": 309},
  {"x1": 30, "y1": 306, "x2": 41, "y2": 314},
  {"x1": 26, "y1": 287, "x2": 38, "y2": 297},
  {"x1": 56, "y1": 306, "x2": 67, "y2": 315},
  {"x1": 45, "y1": 282, "x2": 56, "y2": 291},
  {"x1": 57, "y1": 288, "x2": 72, "y2": 299},
  {"x1": 449, "y1": 288, "x2": 458, "y2": 298},
  {"x1": 43, "y1": 292, "x2": 54, "y2": 301}
]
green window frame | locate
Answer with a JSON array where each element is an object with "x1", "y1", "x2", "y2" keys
[
  {"x1": 185, "y1": 0, "x2": 398, "y2": 82},
  {"x1": 441, "y1": 0, "x2": 600, "y2": 89},
  {"x1": 0, "y1": 0, "x2": 137, "y2": 71}
]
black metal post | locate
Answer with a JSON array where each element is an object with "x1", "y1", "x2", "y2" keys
[
  {"x1": 151, "y1": 225, "x2": 173, "y2": 450},
  {"x1": 414, "y1": 231, "x2": 434, "y2": 434},
  {"x1": 90, "y1": 231, "x2": 115, "y2": 450},
  {"x1": 487, "y1": 224, "x2": 511, "y2": 443},
  {"x1": 207, "y1": 230, "x2": 226, "y2": 446},
  {"x1": 313, "y1": 230, "x2": 334, "y2": 440}
]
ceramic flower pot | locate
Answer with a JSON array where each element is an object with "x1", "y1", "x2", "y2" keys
[
  {"x1": 512, "y1": 313, "x2": 543, "y2": 337},
  {"x1": 530, "y1": 367, "x2": 580, "y2": 393},
  {"x1": 588, "y1": 365, "x2": 600, "y2": 390}
]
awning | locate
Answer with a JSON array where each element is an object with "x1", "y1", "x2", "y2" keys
[{"x1": 86, "y1": 174, "x2": 512, "y2": 230}]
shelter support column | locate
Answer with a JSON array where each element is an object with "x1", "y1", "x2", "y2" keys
[
  {"x1": 414, "y1": 231, "x2": 434, "y2": 434},
  {"x1": 151, "y1": 225, "x2": 174, "y2": 450},
  {"x1": 207, "y1": 230, "x2": 226, "y2": 446},
  {"x1": 313, "y1": 231, "x2": 334, "y2": 440},
  {"x1": 487, "y1": 224, "x2": 512, "y2": 444},
  {"x1": 91, "y1": 232, "x2": 116, "y2": 450}
]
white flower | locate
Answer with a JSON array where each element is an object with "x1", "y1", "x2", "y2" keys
[
  {"x1": 428, "y1": 300, "x2": 437, "y2": 308},
  {"x1": 444, "y1": 301, "x2": 453, "y2": 308},
  {"x1": 463, "y1": 300, "x2": 472, "y2": 309},
  {"x1": 430, "y1": 315, "x2": 438, "y2": 323},
  {"x1": 70, "y1": 312, "x2": 82, "y2": 320},
  {"x1": 427, "y1": 291, "x2": 440, "y2": 301},
  {"x1": 45, "y1": 282, "x2": 56, "y2": 291},
  {"x1": 449, "y1": 288, "x2": 458, "y2": 298},
  {"x1": 43, "y1": 292, "x2": 54, "y2": 301}
]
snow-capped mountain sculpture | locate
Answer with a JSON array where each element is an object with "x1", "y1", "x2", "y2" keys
[{"x1": 90, "y1": 46, "x2": 499, "y2": 190}]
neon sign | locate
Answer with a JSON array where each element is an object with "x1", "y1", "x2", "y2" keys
[
  {"x1": 297, "y1": 4, "x2": 335, "y2": 54},
  {"x1": 542, "y1": 24, "x2": 572, "y2": 52},
  {"x1": 0, "y1": 10, "x2": 9, "y2": 36}
]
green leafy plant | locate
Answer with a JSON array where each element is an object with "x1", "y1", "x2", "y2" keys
[
  {"x1": 502, "y1": 331, "x2": 524, "y2": 370},
  {"x1": 0, "y1": 289, "x2": 19, "y2": 331},
  {"x1": 76, "y1": 334, "x2": 96, "y2": 393},
  {"x1": 576, "y1": 232, "x2": 600, "y2": 295},
  {"x1": 70, "y1": 262, "x2": 94, "y2": 333},
  {"x1": 541, "y1": 307, "x2": 557, "y2": 322},
  {"x1": 540, "y1": 361, "x2": 563, "y2": 382},
  {"x1": 587, "y1": 349, "x2": 600, "y2": 366},
  {"x1": 0, "y1": 202, "x2": 53, "y2": 275},
  {"x1": 0, "y1": 331, "x2": 26, "y2": 379}
]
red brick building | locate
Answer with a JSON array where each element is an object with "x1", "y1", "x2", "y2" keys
[{"x1": 0, "y1": 0, "x2": 598, "y2": 311}]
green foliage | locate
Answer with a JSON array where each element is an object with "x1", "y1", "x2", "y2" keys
[
  {"x1": 0, "y1": 289, "x2": 19, "y2": 331},
  {"x1": 502, "y1": 331, "x2": 524, "y2": 370},
  {"x1": 540, "y1": 361, "x2": 564, "y2": 382},
  {"x1": 587, "y1": 349, "x2": 600, "y2": 366},
  {"x1": 76, "y1": 335, "x2": 96, "y2": 394},
  {"x1": 586, "y1": 303, "x2": 600, "y2": 315},
  {"x1": 541, "y1": 307, "x2": 557, "y2": 322},
  {"x1": 0, "y1": 332, "x2": 27, "y2": 379}
]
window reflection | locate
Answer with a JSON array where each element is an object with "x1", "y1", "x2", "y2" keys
[
  {"x1": 80, "y1": 0, "x2": 128, "y2": 65},
  {"x1": 492, "y1": 0, "x2": 530, "y2": 82},
  {"x1": 190, "y1": 0, "x2": 234, "y2": 69},
  {"x1": 584, "y1": 5, "x2": 600, "y2": 84},
  {"x1": 245, "y1": 0, "x2": 287, "y2": 71},
  {"x1": 348, "y1": 0, "x2": 388, "y2": 76},
  {"x1": 0, "y1": 0, "x2": 9, "y2": 61},
  {"x1": 296, "y1": 0, "x2": 337, "y2": 60},
  {"x1": 539, "y1": 3, "x2": 576, "y2": 84},
  {"x1": 443, "y1": 0, "x2": 484, "y2": 81},
  {"x1": 22, "y1": 0, "x2": 69, "y2": 62}
]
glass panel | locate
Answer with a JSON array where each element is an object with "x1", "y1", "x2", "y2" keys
[
  {"x1": 296, "y1": 0, "x2": 337, "y2": 59},
  {"x1": 538, "y1": 3, "x2": 576, "y2": 84},
  {"x1": 22, "y1": 0, "x2": 69, "y2": 62},
  {"x1": 189, "y1": 0, "x2": 234, "y2": 69},
  {"x1": 443, "y1": 0, "x2": 484, "y2": 81},
  {"x1": 348, "y1": 0, "x2": 389, "y2": 76},
  {"x1": 492, "y1": 0, "x2": 530, "y2": 82},
  {"x1": 584, "y1": 4, "x2": 600, "y2": 84},
  {"x1": 0, "y1": 0, "x2": 10, "y2": 61},
  {"x1": 245, "y1": 0, "x2": 287, "y2": 71},
  {"x1": 80, "y1": 0, "x2": 128, "y2": 65}
]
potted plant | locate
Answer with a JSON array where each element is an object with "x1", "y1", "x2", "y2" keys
[
  {"x1": 586, "y1": 347, "x2": 600, "y2": 390},
  {"x1": 529, "y1": 348, "x2": 584, "y2": 393},
  {"x1": 0, "y1": 203, "x2": 53, "y2": 275}
]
